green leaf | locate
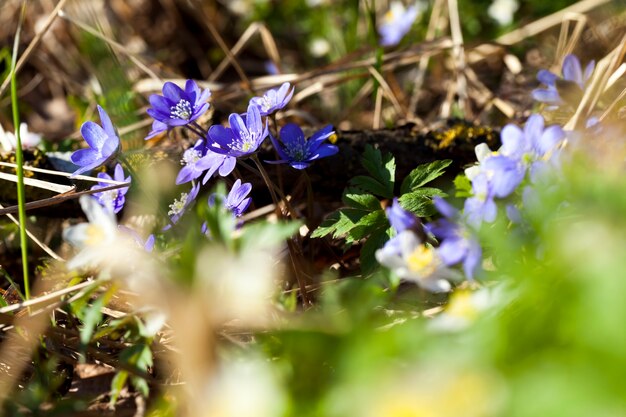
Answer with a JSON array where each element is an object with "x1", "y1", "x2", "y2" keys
[
  {"x1": 360, "y1": 226, "x2": 393, "y2": 276},
  {"x1": 400, "y1": 159, "x2": 452, "y2": 194},
  {"x1": 109, "y1": 371, "x2": 128, "y2": 406},
  {"x1": 311, "y1": 211, "x2": 341, "y2": 239},
  {"x1": 361, "y1": 145, "x2": 396, "y2": 187},
  {"x1": 398, "y1": 188, "x2": 446, "y2": 217},
  {"x1": 342, "y1": 188, "x2": 381, "y2": 210},
  {"x1": 347, "y1": 209, "x2": 387, "y2": 243},
  {"x1": 79, "y1": 294, "x2": 107, "y2": 346},
  {"x1": 311, "y1": 208, "x2": 369, "y2": 239},
  {"x1": 350, "y1": 176, "x2": 394, "y2": 199},
  {"x1": 238, "y1": 220, "x2": 301, "y2": 252},
  {"x1": 454, "y1": 173, "x2": 473, "y2": 198}
]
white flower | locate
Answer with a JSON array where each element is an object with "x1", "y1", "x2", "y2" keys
[
  {"x1": 197, "y1": 357, "x2": 286, "y2": 417},
  {"x1": 0, "y1": 123, "x2": 42, "y2": 152},
  {"x1": 63, "y1": 195, "x2": 136, "y2": 269},
  {"x1": 464, "y1": 143, "x2": 496, "y2": 181},
  {"x1": 429, "y1": 287, "x2": 500, "y2": 331},
  {"x1": 488, "y1": 0, "x2": 519, "y2": 26},
  {"x1": 309, "y1": 38, "x2": 331, "y2": 57},
  {"x1": 376, "y1": 230, "x2": 462, "y2": 292}
]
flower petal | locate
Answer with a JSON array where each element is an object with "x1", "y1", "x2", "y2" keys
[
  {"x1": 531, "y1": 88, "x2": 561, "y2": 104},
  {"x1": 162, "y1": 82, "x2": 185, "y2": 103},
  {"x1": 208, "y1": 125, "x2": 235, "y2": 149},
  {"x1": 97, "y1": 106, "x2": 116, "y2": 140},
  {"x1": 562, "y1": 54, "x2": 583, "y2": 87},
  {"x1": 536, "y1": 70, "x2": 558, "y2": 86},
  {"x1": 80, "y1": 121, "x2": 107, "y2": 149}
]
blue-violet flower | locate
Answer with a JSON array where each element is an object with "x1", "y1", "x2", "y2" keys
[
  {"x1": 532, "y1": 54, "x2": 595, "y2": 106},
  {"x1": 71, "y1": 105, "x2": 120, "y2": 177},
  {"x1": 146, "y1": 80, "x2": 211, "y2": 138},
  {"x1": 386, "y1": 197, "x2": 420, "y2": 233},
  {"x1": 224, "y1": 179, "x2": 252, "y2": 217},
  {"x1": 267, "y1": 123, "x2": 338, "y2": 169},
  {"x1": 249, "y1": 82, "x2": 294, "y2": 116},
  {"x1": 429, "y1": 197, "x2": 482, "y2": 280},
  {"x1": 91, "y1": 163, "x2": 131, "y2": 214},
  {"x1": 378, "y1": 1, "x2": 422, "y2": 46},
  {"x1": 207, "y1": 103, "x2": 268, "y2": 158}
]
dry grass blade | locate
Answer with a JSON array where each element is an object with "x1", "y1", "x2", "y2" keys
[
  {"x1": 202, "y1": 18, "x2": 254, "y2": 94},
  {"x1": 0, "y1": 276, "x2": 71, "y2": 403},
  {"x1": 0, "y1": 181, "x2": 131, "y2": 216},
  {"x1": 495, "y1": 0, "x2": 611, "y2": 46},
  {"x1": 0, "y1": 171, "x2": 73, "y2": 193},
  {"x1": 0, "y1": 201, "x2": 63, "y2": 261},
  {"x1": 367, "y1": 66, "x2": 405, "y2": 115},
  {"x1": 0, "y1": 161, "x2": 128, "y2": 184},
  {"x1": 446, "y1": 0, "x2": 469, "y2": 117},
  {"x1": 554, "y1": 13, "x2": 588, "y2": 70},
  {"x1": 408, "y1": 0, "x2": 448, "y2": 119},
  {"x1": 566, "y1": 35, "x2": 626, "y2": 129},
  {"x1": 0, "y1": 0, "x2": 69, "y2": 98},
  {"x1": 57, "y1": 9, "x2": 162, "y2": 82},
  {"x1": 209, "y1": 22, "x2": 282, "y2": 82},
  {"x1": 0, "y1": 280, "x2": 97, "y2": 315}
]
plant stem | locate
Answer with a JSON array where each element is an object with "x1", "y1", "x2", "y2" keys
[
  {"x1": 250, "y1": 155, "x2": 280, "y2": 213},
  {"x1": 250, "y1": 155, "x2": 310, "y2": 306},
  {"x1": 184, "y1": 124, "x2": 206, "y2": 140},
  {"x1": 11, "y1": 4, "x2": 29, "y2": 299}
]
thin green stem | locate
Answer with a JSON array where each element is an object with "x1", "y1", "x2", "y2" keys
[{"x1": 10, "y1": 4, "x2": 29, "y2": 299}]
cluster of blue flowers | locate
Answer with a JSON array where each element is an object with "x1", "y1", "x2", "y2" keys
[
  {"x1": 69, "y1": 79, "x2": 338, "y2": 237},
  {"x1": 145, "y1": 80, "x2": 338, "y2": 228},
  {"x1": 376, "y1": 54, "x2": 597, "y2": 292}
]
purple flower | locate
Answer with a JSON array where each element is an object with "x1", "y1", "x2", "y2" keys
[
  {"x1": 207, "y1": 104, "x2": 269, "y2": 158},
  {"x1": 145, "y1": 120, "x2": 168, "y2": 140},
  {"x1": 378, "y1": 1, "x2": 421, "y2": 46},
  {"x1": 500, "y1": 114, "x2": 565, "y2": 180},
  {"x1": 386, "y1": 197, "x2": 419, "y2": 233},
  {"x1": 463, "y1": 173, "x2": 497, "y2": 228},
  {"x1": 224, "y1": 179, "x2": 252, "y2": 217},
  {"x1": 429, "y1": 197, "x2": 482, "y2": 280},
  {"x1": 175, "y1": 139, "x2": 237, "y2": 185},
  {"x1": 249, "y1": 82, "x2": 294, "y2": 116},
  {"x1": 532, "y1": 54, "x2": 595, "y2": 106},
  {"x1": 146, "y1": 80, "x2": 211, "y2": 137},
  {"x1": 71, "y1": 105, "x2": 120, "y2": 177},
  {"x1": 90, "y1": 163, "x2": 131, "y2": 214},
  {"x1": 266, "y1": 123, "x2": 338, "y2": 169},
  {"x1": 481, "y1": 155, "x2": 525, "y2": 198},
  {"x1": 166, "y1": 182, "x2": 200, "y2": 228}
]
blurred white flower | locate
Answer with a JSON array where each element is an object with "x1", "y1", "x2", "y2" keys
[
  {"x1": 488, "y1": 0, "x2": 519, "y2": 26},
  {"x1": 429, "y1": 287, "x2": 500, "y2": 331},
  {"x1": 0, "y1": 122, "x2": 42, "y2": 152},
  {"x1": 198, "y1": 357, "x2": 286, "y2": 417},
  {"x1": 309, "y1": 37, "x2": 331, "y2": 57},
  {"x1": 63, "y1": 196, "x2": 120, "y2": 270},
  {"x1": 195, "y1": 243, "x2": 282, "y2": 324}
]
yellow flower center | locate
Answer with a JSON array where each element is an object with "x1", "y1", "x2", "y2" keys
[
  {"x1": 445, "y1": 290, "x2": 478, "y2": 320},
  {"x1": 85, "y1": 225, "x2": 106, "y2": 246},
  {"x1": 406, "y1": 245, "x2": 437, "y2": 276}
]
